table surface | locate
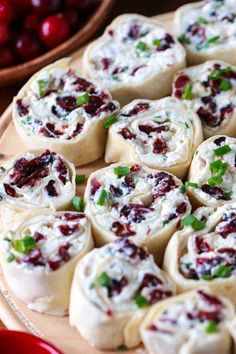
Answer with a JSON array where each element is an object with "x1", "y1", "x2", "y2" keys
[{"x1": 0, "y1": 0, "x2": 195, "y2": 330}]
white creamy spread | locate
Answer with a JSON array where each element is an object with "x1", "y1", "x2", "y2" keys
[
  {"x1": 15, "y1": 68, "x2": 119, "y2": 140},
  {"x1": 79, "y1": 239, "x2": 173, "y2": 315},
  {"x1": 86, "y1": 164, "x2": 190, "y2": 244},
  {"x1": 173, "y1": 61, "x2": 236, "y2": 130},
  {"x1": 112, "y1": 98, "x2": 196, "y2": 167},
  {"x1": 0, "y1": 150, "x2": 73, "y2": 208},
  {"x1": 2, "y1": 212, "x2": 88, "y2": 272},
  {"x1": 87, "y1": 15, "x2": 185, "y2": 89},
  {"x1": 177, "y1": 0, "x2": 236, "y2": 52}
]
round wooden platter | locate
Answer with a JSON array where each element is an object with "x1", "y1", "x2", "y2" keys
[{"x1": 0, "y1": 12, "x2": 173, "y2": 354}]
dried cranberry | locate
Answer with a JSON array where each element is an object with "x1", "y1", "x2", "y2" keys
[
  {"x1": 120, "y1": 203, "x2": 154, "y2": 223},
  {"x1": 130, "y1": 164, "x2": 141, "y2": 173},
  {"x1": 220, "y1": 104, "x2": 234, "y2": 121},
  {"x1": 109, "y1": 185, "x2": 123, "y2": 197},
  {"x1": 175, "y1": 74, "x2": 191, "y2": 89},
  {"x1": 139, "y1": 124, "x2": 168, "y2": 136},
  {"x1": 14, "y1": 158, "x2": 28, "y2": 172},
  {"x1": 176, "y1": 202, "x2": 187, "y2": 214},
  {"x1": 114, "y1": 238, "x2": 148, "y2": 260},
  {"x1": 16, "y1": 167, "x2": 49, "y2": 188},
  {"x1": 217, "y1": 217, "x2": 236, "y2": 237},
  {"x1": 63, "y1": 212, "x2": 84, "y2": 221},
  {"x1": 196, "y1": 309, "x2": 220, "y2": 322},
  {"x1": 138, "y1": 273, "x2": 163, "y2": 293},
  {"x1": 186, "y1": 23, "x2": 206, "y2": 42},
  {"x1": 16, "y1": 99, "x2": 29, "y2": 117},
  {"x1": 45, "y1": 180, "x2": 58, "y2": 197},
  {"x1": 197, "y1": 107, "x2": 219, "y2": 127},
  {"x1": 34, "y1": 232, "x2": 45, "y2": 242},
  {"x1": 154, "y1": 172, "x2": 177, "y2": 198},
  {"x1": 69, "y1": 122, "x2": 83, "y2": 139},
  {"x1": 23, "y1": 249, "x2": 43, "y2": 266},
  {"x1": 195, "y1": 236, "x2": 212, "y2": 253},
  {"x1": 107, "y1": 276, "x2": 128, "y2": 297},
  {"x1": 156, "y1": 34, "x2": 174, "y2": 51},
  {"x1": 126, "y1": 103, "x2": 149, "y2": 116},
  {"x1": 197, "y1": 290, "x2": 222, "y2": 307},
  {"x1": 153, "y1": 136, "x2": 168, "y2": 154},
  {"x1": 59, "y1": 224, "x2": 78, "y2": 236},
  {"x1": 101, "y1": 57, "x2": 111, "y2": 70},
  {"x1": 97, "y1": 101, "x2": 117, "y2": 115},
  {"x1": 48, "y1": 259, "x2": 60, "y2": 270},
  {"x1": 127, "y1": 23, "x2": 141, "y2": 39},
  {"x1": 58, "y1": 243, "x2": 71, "y2": 262},
  {"x1": 131, "y1": 65, "x2": 146, "y2": 76},
  {"x1": 73, "y1": 77, "x2": 95, "y2": 93},
  {"x1": 84, "y1": 95, "x2": 103, "y2": 116},
  {"x1": 112, "y1": 222, "x2": 136, "y2": 237},
  {"x1": 201, "y1": 184, "x2": 229, "y2": 200},
  {"x1": 149, "y1": 289, "x2": 173, "y2": 304},
  {"x1": 54, "y1": 157, "x2": 67, "y2": 185},
  {"x1": 90, "y1": 178, "x2": 101, "y2": 195},
  {"x1": 214, "y1": 136, "x2": 226, "y2": 146},
  {"x1": 118, "y1": 127, "x2": 136, "y2": 140},
  {"x1": 56, "y1": 96, "x2": 77, "y2": 112},
  {"x1": 3, "y1": 183, "x2": 15, "y2": 197},
  {"x1": 122, "y1": 175, "x2": 135, "y2": 190}
]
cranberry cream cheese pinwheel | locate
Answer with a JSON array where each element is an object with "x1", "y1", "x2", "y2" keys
[
  {"x1": 13, "y1": 58, "x2": 119, "y2": 166},
  {"x1": 174, "y1": 0, "x2": 236, "y2": 65},
  {"x1": 0, "y1": 211, "x2": 93, "y2": 315},
  {"x1": 228, "y1": 317, "x2": 236, "y2": 348},
  {"x1": 84, "y1": 163, "x2": 191, "y2": 263},
  {"x1": 105, "y1": 97, "x2": 203, "y2": 179},
  {"x1": 187, "y1": 135, "x2": 236, "y2": 207},
  {"x1": 173, "y1": 61, "x2": 236, "y2": 138},
  {"x1": 164, "y1": 203, "x2": 236, "y2": 305},
  {"x1": 0, "y1": 149, "x2": 75, "y2": 232},
  {"x1": 82, "y1": 14, "x2": 186, "y2": 105},
  {"x1": 69, "y1": 238, "x2": 174, "y2": 349},
  {"x1": 140, "y1": 289, "x2": 235, "y2": 354}
]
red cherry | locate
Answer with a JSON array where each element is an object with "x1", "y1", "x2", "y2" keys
[
  {"x1": 0, "y1": 45, "x2": 15, "y2": 68},
  {"x1": 0, "y1": 0, "x2": 14, "y2": 24},
  {"x1": 64, "y1": 9, "x2": 80, "y2": 30},
  {"x1": 0, "y1": 23, "x2": 9, "y2": 45},
  {"x1": 66, "y1": 0, "x2": 96, "y2": 11},
  {"x1": 15, "y1": 33, "x2": 42, "y2": 61},
  {"x1": 39, "y1": 14, "x2": 70, "y2": 49},
  {"x1": 31, "y1": 0, "x2": 63, "y2": 15},
  {"x1": 24, "y1": 13, "x2": 40, "y2": 32},
  {"x1": 11, "y1": 0, "x2": 31, "y2": 7}
]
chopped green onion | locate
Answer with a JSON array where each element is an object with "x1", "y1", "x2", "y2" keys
[
  {"x1": 182, "y1": 83, "x2": 193, "y2": 100},
  {"x1": 185, "y1": 182, "x2": 199, "y2": 188},
  {"x1": 72, "y1": 196, "x2": 84, "y2": 212},
  {"x1": 38, "y1": 80, "x2": 48, "y2": 97},
  {"x1": 214, "y1": 265, "x2": 231, "y2": 278},
  {"x1": 97, "y1": 189, "x2": 108, "y2": 206},
  {"x1": 206, "y1": 35, "x2": 220, "y2": 45},
  {"x1": 210, "y1": 159, "x2": 223, "y2": 173},
  {"x1": 182, "y1": 215, "x2": 205, "y2": 231},
  {"x1": 163, "y1": 220, "x2": 169, "y2": 226},
  {"x1": 76, "y1": 93, "x2": 90, "y2": 106},
  {"x1": 214, "y1": 145, "x2": 231, "y2": 156},
  {"x1": 0, "y1": 166, "x2": 6, "y2": 171},
  {"x1": 7, "y1": 253, "x2": 15, "y2": 263},
  {"x1": 205, "y1": 320, "x2": 218, "y2": 334},
  {"x1": 201, "y1": 274, "x2": 213, "y2": 281},
  {"x1": 185, "y1": 122, "x2": 190, "y2": 129},
  {"x1": 75, "y1": 174, "x2": 86, "y2": 184},
  {"x1": 4, "y1": 237, "x2": 11, "y2": 242},
  {"x1": 179, "y1": 185, "x2": 186, "y2": 194},
  {"x1": 14, "y1": 236, "x2": 36, "y2": 255},
  {"x1": 98, "y1": 272, "x2": 111, "y2": 287},
  {"x1": 208, "y1": 69, "x2": 221, "y2": 80},
  {"x1": 197, "y1": 17, "x2": 209, "y2": 25},
  {"x1": 135, "y1": 295, "x2": 149, "y2": 308},
  {"x1": 152, "y1": 39, "x2": 161, "y2": 46},
  {"x1": 104, "y1": 114, "x2": 117, "y2": 128},
  {"x1": 208, "y1": 175, "x2": 223, "y2": 186},
  {"x1": 219, "y1": 79, "x2": 232, "y2": 91},
  {"x1": 178, "y1": 34, "x2": 187, "y2": 44},
  {"x1": 114, "y1": 166, "x2": 130, "y2": 178},
  {"x1": 136, "y1": 41, "x2": 148, "y2": 51},
  {"x1": 220, "y1": 66, "x2": 232, "y2": 74}
]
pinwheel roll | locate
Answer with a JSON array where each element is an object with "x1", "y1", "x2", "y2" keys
[
  {"x1": 164, "y1": 203, "x2": 236, "y2": 305},
  {"x1": 172, "y1": 61, "x2": 236, "y2": 138},
  {"x1": 105, "y1": 97, "x2": 203, "y2": 179},
  {"x1": 69, "y1": 238, "x2": 175, "y2": 349},
  {"x1": 0, "y1": 211, "x2": 93, "y2": 315},
  {"x1": 13, "y1": 58, "x2": 119, "y2": 166},
  {"x1": 228, "y1": 318, "x2": 236, "y2": 351},
  {"x1": 0, "y1": 149, "x2": 76, "y2": 232},
  {"x1": 174, "y1": 0, "x2": 236, "y2": 65},
  {"x1": 82, "y1": 14, "x2": 186, "y2": 106},
  {"x1": 84, "y1": 163, "x2": 191, "y2": 263},
  {"x1": 140, "y1": 289, "x2": 235, "y2": 354},
  {"x1": 187, "y1": 135, "x2": 236, "y2": 207}
]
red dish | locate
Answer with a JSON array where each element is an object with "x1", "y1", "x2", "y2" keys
[{"x1": 0, "y1": 330, "x2": 64, "y2": 354}]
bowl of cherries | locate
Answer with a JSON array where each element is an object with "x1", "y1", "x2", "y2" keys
[{"x1": 0, "y1": 0, "x2": 115, "y2": 86}]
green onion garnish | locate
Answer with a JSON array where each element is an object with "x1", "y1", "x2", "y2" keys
[
  {"x1": 75, "y1": 174, "x2": 86, "y2": 184},
  {"x1": 72, "y1": 196, "x2": 84, "y2": 212},
  {"x1": 197, "y1": 17, "x2": 209, "y2": 25},
  {"x1": 208, "y1": 175, "x2": 223, "y2": 187},
  {"x1": 205, "y1": 320, "x2": 218, "y2": 334},
  {"x1": 114, "y1": 166, "x2": 130, "y2": 178},
  {"x1": 76, "y1": 93, "x2": 90, "y2": 106},
  {"x1": 38, "y1": 80, "x2": 48, "y2": 97},
  {"x1": 136, "y1": 41, "x2": 148, "y2": 51},
  {"x1": 185, "y1": 182, "x2": 199, "y2": 188},
  {"x1": 206, "y1": 35, "x2": 220, "y2": 45},
  {"x1": 104, "y1": 115, "x2": 117, "y2": 128},
  {"x1": 182, "y1": 83, "x2": 193, "y2": 100},
  {"x1": 214, "y1": 265, "x2": 231, "y2": 278},
  {"x1": 219, "y1": 79, "x2": 232, "y2": 91},
  {"x1": 178, "y1": 34, "x2": 187, "y2": 44},
  {"x1": 14, "y1": 236, "x2": 36, "y2": 255},
  {"x1": 201, "y1": 274, "x2": 213, "y2": 281},
  {"x1": 182, "y1": 215, "x2": 205, "y2": 231},
  {"x1": 208, "y1": 69, "x2": 221, "y2": 80},
  {"x1": 210, "y1": 159, "x2": 223, "y2": 173},
  {"x1": 152, "y1": 39, "x2": 161, "y2": 46},
  {"x1": 214, "y1": 145, "x2": 231, "y2": 156},
  {"x1": 135, "y1": 295, "x2": 149, "y2": 308},
  {"x1": 98, "y1": 272, "x2": 111, "y2": 286},
  {"x1": 7, "y1": 253, "x2": 15, "y2": 263},
  {"x1": 97, "y1": 189, "x2": 108, "y2": 206},
  {"x1": 179, "y1": 185, "x2": 186, "y2": 194}
]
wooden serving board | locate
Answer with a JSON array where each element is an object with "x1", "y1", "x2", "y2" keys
[{"x1": 0, "y1": 12, "x2": 173, "y2": 354}]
